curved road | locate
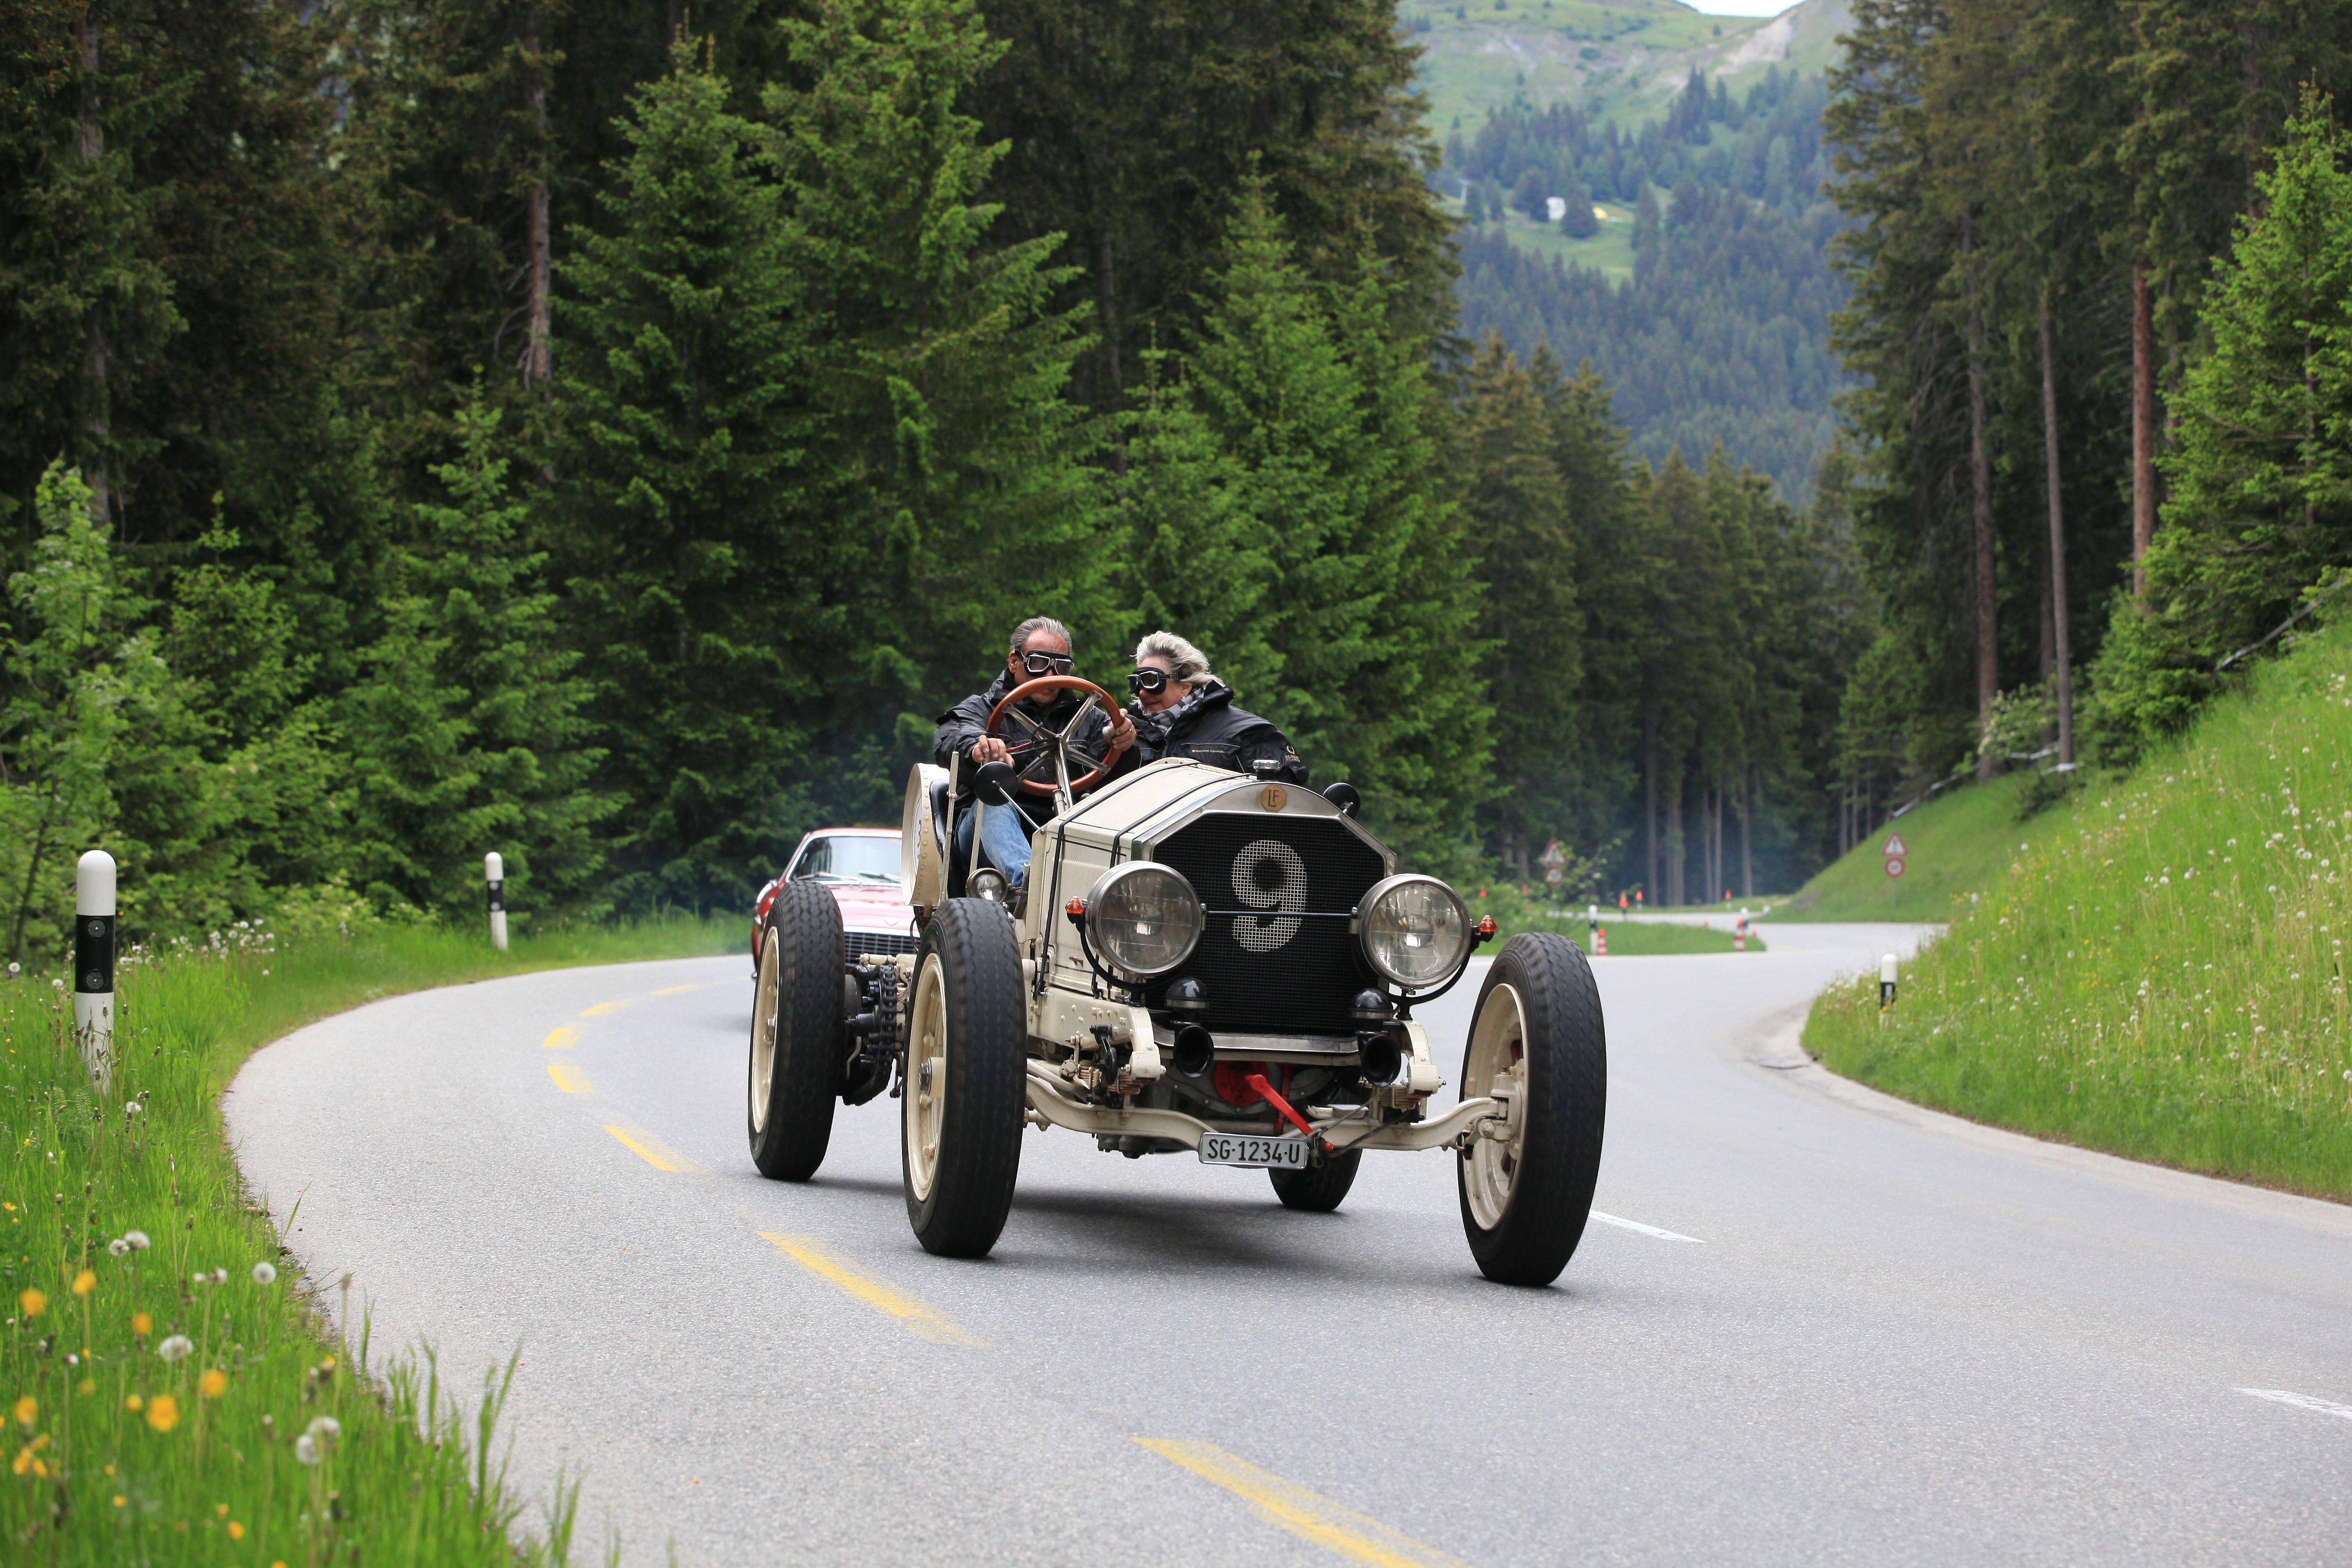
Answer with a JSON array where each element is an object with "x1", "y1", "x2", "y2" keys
[{"x1": 227, "y1": 925, "x2": 2352, "y2": 1566}]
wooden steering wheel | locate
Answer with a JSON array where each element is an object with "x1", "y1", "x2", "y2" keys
[{"x1": 985, "y1": 675, "x2": 1121, "y2": 798}]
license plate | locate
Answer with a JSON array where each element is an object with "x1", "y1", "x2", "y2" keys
[{"x1": 1198, "y1": 1132, "x2": 1310, "y2": 1170}]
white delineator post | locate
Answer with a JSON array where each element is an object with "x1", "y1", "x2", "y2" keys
[
  {"x1": 75, "y1": 850, "x2": 116, "y2": 1088},
  {"x1": 485, "y1": 852, "x2": 508, "y2": 952},
  {"x1": 1878, "y1": 952, "x2": 1899, "y2": 1022}
]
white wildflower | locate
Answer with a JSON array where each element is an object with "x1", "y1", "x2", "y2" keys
[
  {"x1": 157, "y1": 1334, "x2": 194, "y2": 1363},
  {"x1": 123, "y1": 1230, "x2": 149, "y2": 1251},
  {"x1": 294, "y1": 1434, "x2": 320, "y2": 1465},
  {"x1": 251, "y1": 1261, "x2": 276, "y2": 1285}
]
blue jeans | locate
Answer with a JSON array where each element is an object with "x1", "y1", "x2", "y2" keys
[{"x1": 954, "y1": 801, "x2": 1034, "y2": 887}]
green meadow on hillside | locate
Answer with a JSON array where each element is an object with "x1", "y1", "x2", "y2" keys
[
  {"x1": 1803, "y1": 622, "x2": 2352, "y2": 1199},
  {"x1": 1778, "y1": 774, "x2": 2069, "y2": 922}
]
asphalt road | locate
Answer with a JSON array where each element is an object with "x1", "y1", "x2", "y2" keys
[{"x1": 225, "y1": 923, "x2": 2352, "y2": 1567}]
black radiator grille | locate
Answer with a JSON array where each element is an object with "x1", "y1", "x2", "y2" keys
[{"x1": 1144, "y1": 814, "x2": 1386, "y2": 1036}]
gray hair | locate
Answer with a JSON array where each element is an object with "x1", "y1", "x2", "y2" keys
[
  {"x1": 1134, "y1": 630, "x2": 1214, "y2": 690},
  {"x1": 1008, "y1": 616, "x2": 1071, "y2": 657}
]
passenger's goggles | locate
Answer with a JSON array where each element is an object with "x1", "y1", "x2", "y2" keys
[{"x1": 1126, "y1": 667, "x2": 1172, "y2": 695}]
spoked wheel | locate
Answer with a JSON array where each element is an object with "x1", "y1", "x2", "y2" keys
[
  {"x1": 903, "y1": 899, "x2": 1026, "y2": 1258},
  {"x1": 747, "y1": 881, "x2": 843, "y2": 1181},
  {"x1": 1269, "y1": 1149, "x2": 1361, "y2": 1212},
  {"x1": 1457, "y1": 933, "x2": 1606, "y2": 1286}
]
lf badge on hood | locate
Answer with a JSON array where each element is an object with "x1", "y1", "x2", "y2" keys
[{"x1": 1260, "y1": 784, "x2": 1287, "y2": 811}]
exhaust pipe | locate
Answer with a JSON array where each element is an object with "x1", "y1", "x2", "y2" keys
[{"x1": 1171, "y1": 1024, "x2": 1215, "y2": 1079}]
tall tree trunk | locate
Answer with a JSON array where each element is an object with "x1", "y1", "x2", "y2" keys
[
  {"x1": 1664, "y1": 787, "x2": 1684, "y2": 908},
  {"x1": 1643, "y1": 713, "x2": 1658, "y2": 900},
  {"x1": 1739, "y1": 764, "x2": 1752, "y2": 899},
  {"x1": 521, "y1": 15, "x2": 553, "y2": 387},
  {"x1": 72, "y1": 16, "x2": 111, "y2": 531},
  {"x1": 2130, "y1": 264, "x2": 2156, "y2": 595},
  {"x1": 1965, "y1": 223, "x2": 1997, "y2": 779},
  {"x1": 2038, "y1": 291, "x2": 2074, "y2": 768}
]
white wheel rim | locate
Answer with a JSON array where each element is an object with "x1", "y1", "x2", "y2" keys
[
  {"x1": 906, "y1": 955, "x2": 947, "y2": 1202},
  {"x1": 749, "y1": 936, "x2": 779, "y2": 1133},
  {"x1": 1463, "y1": 982, "x2": 1528, "y2": 1231}
]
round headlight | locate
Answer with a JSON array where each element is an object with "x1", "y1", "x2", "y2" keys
[
  {"x1": 1356, "y1": 874, "x2": 1470, "y2": 989},
  {"x1": 1084, "y1": 863, "x2": 1204, "y2": 978}
]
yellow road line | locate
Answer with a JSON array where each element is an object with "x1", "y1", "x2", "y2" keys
[
  {"x1": 580, "y1": 1001, "x2": 631, "y2": 1016},
  {"x1": 547, "y1": 1062, "x2": 595, "y2": 1095},
  {"x1": 542, "y1": 1026, "x2": 580, "y2": 1049},
  {"x1": 649, "y1": 984, "x2": 704, "y2": 996},
  {"x1": 603, "y1": 1125, "x2": 696, "y2": 1172},
  {"x1": 1134, "y1": 1440, "x2": 1474, "y2": 1568},
  {"x1": 757, "y1": 1233, "x2": 983, "y2": 1346}
]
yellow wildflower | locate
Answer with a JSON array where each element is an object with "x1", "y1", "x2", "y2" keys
[
  {"x1": 10, "y1": 1396, "x2": 31, "y2": 1427},
  {"x1": 9, "y1": 1449, "x2": 26, "y2": 1476},
  {"x1": 228, "y1": 1521, "x2": 245, "y2": 1540},
  {"x1": 71, "y1": 1269, "x2": 94, "y2": 1297},
  {"x1": 215, "y1": 1503, "x2": 229, "y2": 1518},
  {"x1": 145, "y1": 1393, "x2": 178, "y2": 1433},
  {"x1": 112, "y1": 1495, "x2": 125, "y2": 1508},
  {"x1": 131, "y1": 1311, "x2": 150, "y2": 1336},
  {"x1": 198, "y1": 1369, "x2": 227, "y2": 1399},
  {"x1": 18, "y1": 1288, "x2": 43, "y2": 1318},
  {"x1": 29, "y1": 1457, "x2": 44, "y2": 1478},
  {"x1": 123, "y1": 1394, "x2": 143, "y2": 1413}
]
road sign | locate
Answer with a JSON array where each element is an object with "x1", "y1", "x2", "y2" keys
[
  {"x1": 1545, "y1": 867, "x2": 1564, "y2": 885},
  {"x1": 1885, "y1": 856, "x2": 1906, "y2": 879},
  {"x1": 1538, "y1": 840, "x2": 1568, "y2": 867},
  {"x1": 1882, "y1": 832, "x2": 1908, "y2": 858}
]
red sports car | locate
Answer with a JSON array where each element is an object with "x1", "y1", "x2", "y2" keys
[{"x1": 751, "y1": 827, "x2": 916, "y2": 966}]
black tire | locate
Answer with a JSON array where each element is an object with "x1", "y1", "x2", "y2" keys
[
  {"x1": 902, "y1": 899, "x2": 1026, "y2": 1258},
  {"x1": 1456, "y1": 933, "x2": 1606, "y2": 1286},
  {"x1": 747, "y1": 881, "x2": 844, "y2": 1181},
  {"x1": 1269, "y1": 1148, "x2": 1362, "y2": 1212}
]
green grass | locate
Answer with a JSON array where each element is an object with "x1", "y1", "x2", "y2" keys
[
  {"x1": 1802, "y1": 622, "x2": 2352, "y2": 1199},
  {"x1": 1776, "y1": 772, "x2": 2068, "y2": 921},
  {"x1": 3, "y1": 911, "x2": 733, "y2": 1563},
  {"x1": 1469, "y1": 883, "x2": 1765, "y2": 953}
]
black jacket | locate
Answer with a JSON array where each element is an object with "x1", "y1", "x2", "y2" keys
[
  {"x1": 932, "y1": 668, "x2": 1125, "y2": 827},
  {"x1": 1127, "y1": 682, "x2": 1307, "y2": 784}
]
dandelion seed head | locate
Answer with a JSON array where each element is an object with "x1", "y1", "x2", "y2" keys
[
  {"x1": 251, "y1": 1261, "x2": 276, "y2": 1285},
  {"x1": 294, "y1": 1434, "x2": 319, "y2": 1465},
  {"x1": 156, "y1": 1334, "x2": 193, "y2": 1363},
  {"x1": 124, "y1": 1230, "x2": 149, "y2": 1251}
]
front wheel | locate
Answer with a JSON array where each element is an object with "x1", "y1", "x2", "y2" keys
[
  {"x1": 902, "y1": 899, "x2": 1026, "y2": 1257},
  {"x1": 748, "y1": 882, "x2": 843, "y2": 1181},
  {"x1": 1457, "y1": 933, "x2": 1606, "y2": 1285},
  {"x1": 1269, "y1": 1149, "x2": 1361, "y2": 1212}
]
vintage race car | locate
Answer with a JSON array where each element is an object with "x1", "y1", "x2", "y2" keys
[
  {"x1": 751, "y1": 828, "x2": 918, "y2": 970},
  {"x1": 745, "y1": 674, "x2": 1607, "y2": 1284}
]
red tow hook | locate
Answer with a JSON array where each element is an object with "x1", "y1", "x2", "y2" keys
[{"x1": 1244, "y1": 1072, "x2": 1331, "y2": 1154}]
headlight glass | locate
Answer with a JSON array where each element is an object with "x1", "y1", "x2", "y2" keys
[
  {"x1": 1085, "y1": 863, "x2": 1203, "y2": 977},
  {"x1": 1359, "y1": 875, "x2": 1469, "y2": 988}
]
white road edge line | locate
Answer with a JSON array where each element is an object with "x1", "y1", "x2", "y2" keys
[
  {"x1": 2239, "y1": 1387, "x2": 2352, "y2": 1424},
  {"x1": 1590, "y1": 1210, "x2": 1704, "y2": 1243}
]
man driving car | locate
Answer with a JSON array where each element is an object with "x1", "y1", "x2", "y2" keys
[{"x1": 932, "y1": 616, "x2": 1135, "y2": 894}]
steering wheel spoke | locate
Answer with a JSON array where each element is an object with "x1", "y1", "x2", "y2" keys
[{"x1": 985, "y1": 674, "x2": 1121, "y2": 802}]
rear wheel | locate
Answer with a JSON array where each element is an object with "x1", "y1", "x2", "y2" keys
[
  {"x1": 1457, "y1": 934, "x2": 1606, "y2": 1285},
  {"x1": 902, "y1": 899, "x2": 1026, "y2": 1257},
  {"x1": 1269, "y1": 1148, "x2": 1361, "y2": 1212},
  {"x1": 748, "y1": 882, "x2": 843, "y2": 1181}
]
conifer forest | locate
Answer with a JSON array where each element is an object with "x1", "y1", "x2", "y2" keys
[{"x1": 5, "y1": 0, "x2": 2352, "y2": 954}]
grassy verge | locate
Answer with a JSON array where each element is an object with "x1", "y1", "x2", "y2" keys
[
  {"x1": 1469, "y1": 885, "x2": 1765, "y2": 954},
  {"x1": 1777, "y1": 772, "x2": 2063, "y2": 922},
  {"x1": 1802, "y1": 622, "x2": 2352, "y2": 1200},
  {"x1": 4, "y1": 912, "x2": 733, "y2": 1563}
]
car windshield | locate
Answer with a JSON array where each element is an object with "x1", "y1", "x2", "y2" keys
[{"x1": 792, "y1": 833, "x2": 902, "y2": 887}]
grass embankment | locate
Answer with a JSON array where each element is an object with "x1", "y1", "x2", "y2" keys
[
  {"x1": 1777, "y1": 771, "x2": 2064, "y2": 922},
  {"x1": 1803, "y1": 622, "x2": 2352, "y2": 1199},
  {"x1": 3, "y1": 912, "x2": 732, "y2": 1563},
  {"x1": 1470, "y1": 885, "x2": 1766, "y2": 954}
]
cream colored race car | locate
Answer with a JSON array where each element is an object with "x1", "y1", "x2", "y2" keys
[{"x1": 745, "y1": 674, "x2": 1608, "y2": 1285}]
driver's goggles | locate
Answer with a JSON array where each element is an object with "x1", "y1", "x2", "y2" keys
[
  {"x1": 1126, "y1": 667, "x2": 1171, "y2": 694},
  {"x1": 1019, "y1": 650, "x2": 1076, "y2": 676}
]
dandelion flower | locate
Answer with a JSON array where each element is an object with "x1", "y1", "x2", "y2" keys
[
  {"x1": 199, "y1": 1369, "x2": 227, "y2": 1399},
  {"x1": 306, "y1": 1415, "x2": 341, "y2": 1442},
  {"x1": 112, "y1": 1495, "x2": 124, "y2": 1508},
  {"x1": 124, "y1": 1395, "x2": 142, "y2": 1413},
  {"x1": 293, "y1": 1434, "x2": 319, "y2": 1465},
  {"x1": 124, "y1": 1101, "x2": 141, "y2": 1117},
  {"x1": 108, "y1": 1238, "x2": 129, "y2": 1257},
  {"x1": 157, "y1": 1334, "x2": 193, "y2": 1363},
  {"x1": 11, "y1": 1396, "x2": 32, "y2": 1428},
  {"x1": 251, "y1": 1261, "x2": 276, "y2": 1285},
  {"x1": 18, "y1": 1289, "x2": 43, "y2": 1319},
  {"x1": 124, "y1": 1230, "x2": 149, "y2": 1251},
  {"x1": 145, "y1": 1394, "x2": 179, "y2": 1433},
  {"x1": 215, "y1": 1503, "x2": 228, "y2": 1518},
  {"x1": 72, "y1": 1269, "x2": 95, "y2": 1297},
  {"x1": 131, "y1": 1311, "x2": 150, "y2": 1336},
  {"x1": 228, "y1": 1521, "x2": 245, "y2": 1540},
  {"x1": 209, "y1": 1268, "x2": 228, "y2": 1286}
]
